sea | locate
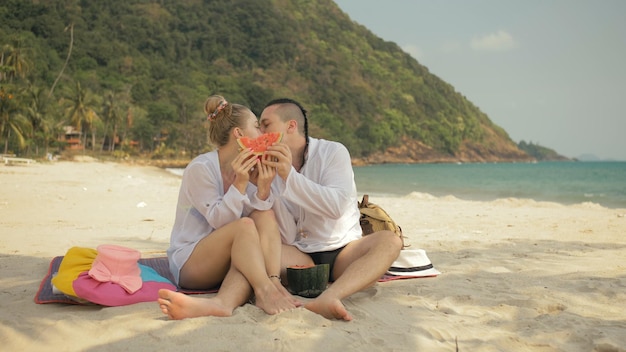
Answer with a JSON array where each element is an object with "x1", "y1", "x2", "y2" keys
[
  {"x1": 353, "y1": 161, "x2": 626, "y2": 209},
  {"x1": 167, "y1": 161, "x2": 626, "y2": 209}
]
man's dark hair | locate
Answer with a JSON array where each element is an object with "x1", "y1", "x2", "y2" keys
[
  {"x1": 265, "y1": 98, "x2": 309, "y2": 169},
  {"x1": 264, "y1": 98, "x2": 307, "y2": 118}
]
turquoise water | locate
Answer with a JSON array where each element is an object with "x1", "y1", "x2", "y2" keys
[{"x1": 353, "y1": 162, "x2": 626, "y2": 209}]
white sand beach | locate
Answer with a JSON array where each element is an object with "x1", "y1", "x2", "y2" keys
[{"x1": 1, "y1": 160, "x2": 625, "y2": 351}]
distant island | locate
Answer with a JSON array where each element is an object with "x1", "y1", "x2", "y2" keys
[{"x1": 573, "y1": 154, "x2": 624, "y2": 162}]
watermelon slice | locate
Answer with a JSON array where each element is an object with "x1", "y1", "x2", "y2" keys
[{"x1": 237, "y1": 132, "x2": 283, "y2": 155}]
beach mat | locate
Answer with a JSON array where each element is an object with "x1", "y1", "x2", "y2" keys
[
  {"x1": 35, "y1": 256, "x2": 219, "y2": 305},
  {"x1": 36, "y1": 256, "x2": 438, "y2": 305}
]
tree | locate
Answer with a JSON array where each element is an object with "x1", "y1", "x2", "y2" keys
[
  {"x1": 23, "y1": 84, "x2": 58, "y2": 155},
  {"x1": 49, "y1": 23, "x2": 74, "y2": 98},
  {"x1": 0, "y1": 86, "x2": 29, "y2": 154},
  {"x1": 100, "y1": 91, "x2": 126, "y2": 152},
  {"x1": 0, "y1": 39, "x2": 31, "y2": 82},
  {"x1": 64, "y1": 81, "x2": 100, "y2": 150}
]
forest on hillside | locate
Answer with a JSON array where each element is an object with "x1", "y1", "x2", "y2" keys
[
  {"x1": 518, "y1": 141, "x2": 569, "y2": 161},
  {"x1": 0, "y1": 0, "x2": 530, "y2": 163}
]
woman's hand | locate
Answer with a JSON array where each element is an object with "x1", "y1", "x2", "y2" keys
[
  {"x1": 231, "y1": 148, "x2": 257, "y2": 194},
  {"x1": 255, "y1": 155, "x2": 276, "y2": 200}
]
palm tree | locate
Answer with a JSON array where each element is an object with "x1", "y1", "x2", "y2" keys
[
  {"x1": 0, "y1": 44, "x2": 13, "y2": 82},
  {"x1": 1, "y1": 39, "x2": 31, "y2": 82},
  {"x1": 49, "y1": 23, "x2": 74, "y2": 98},
  {"x1": 64, "y1": 81, "x2": 100, "y2": 150},
  {"x1": 0, "y1": 48, "x2": 8, "y2": 82},
  {"x1": 0, "y1": 39, "x2": 33, "y2": 155},
  {"x1": 23, "y1": 84, "x2": 58, "y2": 155},
  {"x1": 101, "y1": 91, "x2": 124, "y2": 152},
  {"x1": 0, "y1": 86, "x2": 29, "y2": 154}
]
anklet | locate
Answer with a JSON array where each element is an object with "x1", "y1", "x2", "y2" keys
[{"x1": 269, "y1": 275, "x2": 281, "y2": 282}]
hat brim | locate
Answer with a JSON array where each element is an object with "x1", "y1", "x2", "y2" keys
[
  {"x1": 386, "y1": 249, "x2": 441, "y2": 277},
  {"x1": 386, "y1": 266, "x2": 441, "y2": 277}
]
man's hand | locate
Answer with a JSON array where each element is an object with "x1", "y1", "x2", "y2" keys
[{"x1": 263, "y1": 143, "x2": 292, "y2": 181}]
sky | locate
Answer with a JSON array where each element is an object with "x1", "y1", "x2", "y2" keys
[{"x1": 334, "y1": 0, "x2": 626, "y2": 160}]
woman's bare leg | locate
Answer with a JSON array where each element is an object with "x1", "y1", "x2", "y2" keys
[
  {"x1": 158, "y1": 266, "x2": 251, "y2": 320},
  {"x1": 160, "y1": 217, "x2": 297, "y2": 318},
  {"x1": 228, "y1": 217, "x2": 297, "y2": 313},
  {"x1": 250, "y1": 210, "x2": 301, "y2": 306}
]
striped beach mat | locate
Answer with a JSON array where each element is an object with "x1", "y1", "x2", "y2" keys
[{"x1": 35, "y1": 256, "x2": 219, "y2": 305}]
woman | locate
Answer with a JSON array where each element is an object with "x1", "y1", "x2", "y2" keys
[{"x1": 158, "y1": 95, "x2": 299, "y2": 319}]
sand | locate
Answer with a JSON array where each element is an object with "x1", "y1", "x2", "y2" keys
[{"x1": 1, "y1": 160, "x2": 625, "y2": 351}]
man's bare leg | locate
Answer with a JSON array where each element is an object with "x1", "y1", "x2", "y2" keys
[
  {"x1": 303, "y1": 290, "x2": 353, "y2": 321},
  {"x1": 304, "y1": 231, "x2": 402, "y2": 321}
]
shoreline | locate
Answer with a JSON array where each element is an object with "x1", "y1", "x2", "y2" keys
[
  {"x1": 1, "y1": 160, "x2": 625, "y2": 351},
  {"x1": 165, "y1": 162, "x2": 626, "y2": 210}
]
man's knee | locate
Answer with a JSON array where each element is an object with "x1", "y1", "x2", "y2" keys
[{"x1": 373, "y1": 230, "x2": 403, "y2": 253}]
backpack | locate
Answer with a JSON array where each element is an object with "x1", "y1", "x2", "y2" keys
[{"x1": 358, "y1": 194, "x2": 407, "y2": 248}]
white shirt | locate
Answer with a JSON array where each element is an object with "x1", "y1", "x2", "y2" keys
[
  {"x1": 271, "y1": 137, "x2": 362, "y2": 253},
  {"x1": 166, "y1": 151, "x2": 273, "y2": 284}
]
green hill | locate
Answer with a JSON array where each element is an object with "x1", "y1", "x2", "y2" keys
[
  {"x1": 517, "y1": 141, "x2": 570, "y2": 161},
  {"x1": 0, "y1": 0, "x2": 532, "y2": 163}
]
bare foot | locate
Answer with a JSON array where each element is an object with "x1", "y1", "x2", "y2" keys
[
  {"x1": 158, "y1": 289, "x2": 232, "y2": 320},
  {"x1": 304, "y1": 295, "x2": 353, "y2": 321},
  {"x1": 254, "y1": 283, "x2": 299, "y2": 314},
  {"x1": 272, "y1": 278, "x2": 303, "y2": 307}
]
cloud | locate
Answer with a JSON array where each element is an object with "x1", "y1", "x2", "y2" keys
[
  {"x1": 402, "y1": 44, "x2": 423, "y2": 60},
  {"x1": 470, "y1": 30, "x2": 516, "y2": 51}
]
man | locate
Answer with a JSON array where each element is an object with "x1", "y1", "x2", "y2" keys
[{"x1": 261, "y1": 98, "x2": 402, "y2": 321}]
